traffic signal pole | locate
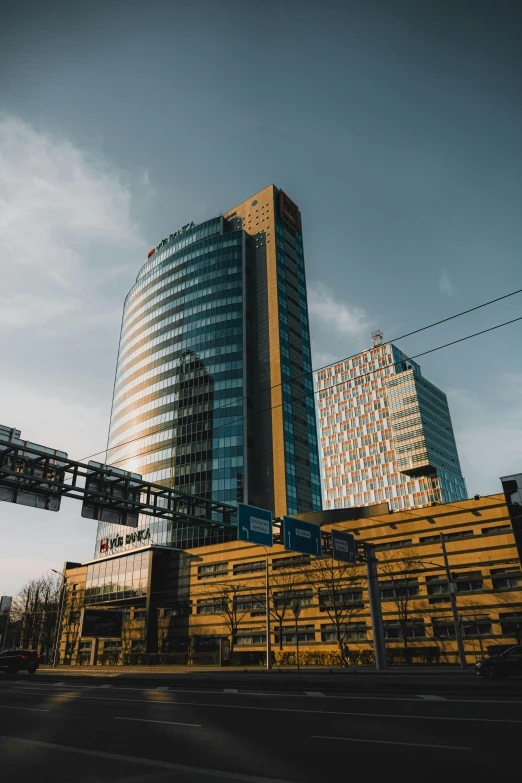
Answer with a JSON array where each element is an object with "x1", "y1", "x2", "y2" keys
[{"x1": 364, "y1": 542, "x2": 387, "y2": 670}]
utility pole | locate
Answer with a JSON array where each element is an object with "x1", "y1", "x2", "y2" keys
[
  {"x1": 440, "y1": 533, "x2": 466, "y2": 670},
  {"x1": 364, "y1": 542, "x2": 387, "y2": 670},
  {"x1": 292, "y1": 600, "x2": 302, "y2": 682},
  {"x1": 265, "y1": 550, "x2": 272, "y2": 670}
]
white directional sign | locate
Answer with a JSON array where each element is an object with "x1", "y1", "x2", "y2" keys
[
  {"x1": 331, "y1": 529, "x2": 357, "y2": 564},
  {"x1": 237, "y1": 503, "x2": 273, "y2": 546},
  {"x1": 283, "y1": 516, "x2": 322, "y2": 556}
]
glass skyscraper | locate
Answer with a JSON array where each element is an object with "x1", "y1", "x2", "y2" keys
[
  {"x1": 96, "y1": 186, "x2": 321, "y2": 558},
  {"x1": 315, "y1": 336, "x2": 467, "y2": 512}
]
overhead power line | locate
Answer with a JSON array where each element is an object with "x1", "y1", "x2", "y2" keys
[
  {"x1": 111, "y1": 287, "x2": 522, "y2": 435},
  {"x1": 80, "y1": 312, "x2": 522, "y2": 467}
]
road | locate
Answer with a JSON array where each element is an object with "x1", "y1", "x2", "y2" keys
[{"x1": 1, "y1": 672, "x2": 521, "y2": 782}]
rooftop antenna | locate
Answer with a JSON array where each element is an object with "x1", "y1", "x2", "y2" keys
[{"x1": 372, "y1": 330, "x2": 384, "y2": 347}]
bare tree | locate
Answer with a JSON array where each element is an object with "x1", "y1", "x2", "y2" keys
[
  {"x1": 301, "y1": 556, "x2": 364, "y2": 655},
  {"x1": 378, "y1": 548, "x2": 424, "y2": 654},
  {"x1": 10, "y1": 573, "x2": 61, "y2": 655},
  {"x1": 268, "y1": 565, "x2": 302, "y2": 651},
  {"x1": 204, "y1": 583, "x2": 252, "y2": 653}
]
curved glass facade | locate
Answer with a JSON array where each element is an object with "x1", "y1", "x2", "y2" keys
[
  {"x1": 95, "y1": 186, "x2": 322, "y2": 558},
  {"x1": 96, "y1": 217, "x2": 246, "y2": 556}
]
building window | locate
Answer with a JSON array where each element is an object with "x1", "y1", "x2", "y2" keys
[
  {"x1": 444, "y1": 530, "x2": 474, "y2": 541},
  {"x1": 499, "y1": 613, "x2": 522, "y2": 637},
  {"x1": 134, "y1": 610, "x2": 146, "y2": 620},
  {"x1": 318, "y1": 590, "x2": 363, "y2": 611},
  {"x1": 131, "y1": 640, "x2": 145, "y2": 651},
  {"x1": 432, "y1": 620, "x2": 455, "y2": 639},
  {"x1": 233, "y1": 560, "x2": 265, "y2": 575},
  {"x1": 236, "y1": 594, "x2": 265, "y2": 613},
  {"x1": 236, "y1": 629, "x2": 266, "y2": 645},
  {"x1": 198, "y1": 562, "x2": 228, "y2": 579},
  {"x1": 374, "y1": 539, "x2": 413, "y2": 551},
  {"x1": 320, "y1": 623, "x2": 367, "y2": 642},
  {"x1": 461, "y1": 617, "x2": 492, "y2": 637},
  {"x1": 490, "y1": 568, "x2": 522, "y2": 590},
  {"x1": 454, "y1": 571, "x2": 483, "y2": 593},
  {"x1": 272, "y1": 554, "x2": 310, "y2": 571},
  {"x1": 274, "y1": 589, "x2": 314, "y2": 609},
  {"x1": 481, "y1": 525, "x2": 511, "y2": 536},
  {"x1": 425, "y1": 575, "x2": 449, "y2": 602},
  {"x1": 380, "y1": 579, "x2": 419, "y2": 600},
  {"x1": 196, "y1": 599, "x2": 226, "y2": 615},
  {"x1": 383, "y1": 620, "x2": 426, "y2": 640},
  {"x1": 280, "y1": 625, "x2": 316, "y2": 644}
]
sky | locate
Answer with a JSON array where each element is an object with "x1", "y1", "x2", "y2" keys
[{"x1": 1, "y1": 0, "x2": 521, "y2": 596}]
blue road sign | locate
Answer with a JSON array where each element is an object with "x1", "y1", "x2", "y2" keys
[
  {"x1": 283, "y1": 516, "x2": 322, "y2": 556},
  {"x1": 331, "y1": 529, "x2": 357, "y2": 564},
  {"x1": 237, "y1": 503, "x2": 273, "y2": 547}
]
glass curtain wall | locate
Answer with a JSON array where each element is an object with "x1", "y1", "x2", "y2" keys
[{"x1": 96, "y1": 219, "x2": 245, "y2": 556}]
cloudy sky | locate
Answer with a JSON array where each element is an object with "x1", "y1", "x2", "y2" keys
[{"x1": 1, "y1": 0, "x2": 521, "y2": 595}]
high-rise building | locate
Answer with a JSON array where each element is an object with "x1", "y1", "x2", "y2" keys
[
  {"x1": 97, "y1": 185, "x2": 321, "y2": 557},
  {"x1": 315, "y1": 334, "x2": 467, "y2": 511}
]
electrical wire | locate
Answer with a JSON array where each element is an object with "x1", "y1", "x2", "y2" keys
[
  {"x1": 106, "y1": 287, "x2": 522, "y2": 456},
  {"x1": 80, "y1": 313, "x2": 522, "y2": 468}
]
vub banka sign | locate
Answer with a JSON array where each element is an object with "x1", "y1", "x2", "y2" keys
[{"x1": 99, "y1": 528, "x2": 151, "y2": 554}]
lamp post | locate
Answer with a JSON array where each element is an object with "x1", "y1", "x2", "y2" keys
[
  {"x1": 419, "y1": 542, "x2": 466, "y2": 670},
  {"x1": 51, "y1": 568, "x2": 67, "y2": 668}
]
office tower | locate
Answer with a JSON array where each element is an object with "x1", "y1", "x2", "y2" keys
[
  {"x1": 97, "y1": 185, "x2": 321, "y2": 557},
  {"x1": 315, "y1": 332, "x2": 467, "y2": 511}
]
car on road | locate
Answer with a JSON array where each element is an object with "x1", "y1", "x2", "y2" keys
[
  {"x1": 475, "y1": 645, "x2": 522, "y2": 678},
  {"x1": 0, "y1": 648, "x2": 40, "y2": 675}
]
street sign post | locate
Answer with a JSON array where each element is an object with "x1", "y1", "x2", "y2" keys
[
  {"x1": 237, "y1": 503, "x2": 273, "y2": 547},
  {"x1": 237, "y1": 504, "x2": 273, "y2": 672},
  {"x1": 283, "y1": 516, "x2": 322, "y2": 556},
  {"x1": 331, "y1": 529, "x2": 357, "y2": 564}
]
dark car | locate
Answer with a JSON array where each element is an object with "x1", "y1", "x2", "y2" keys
[
  {"x1": 475, "y1": 645, "x2": 522, "y2": 679},
  {"x1": 0, "y1": 648, "x2": 40, "y2": 675}
]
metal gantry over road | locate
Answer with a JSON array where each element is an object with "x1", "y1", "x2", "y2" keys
[
  {"x1": 0, "y1": 426, "x2": 237, "y2": 533},
  {"x1": 0, "y1": 426, "x2": 388, "y2": 671}
]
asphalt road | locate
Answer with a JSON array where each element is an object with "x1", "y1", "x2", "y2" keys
[{"x1": 1, "y1": 672, "x2": 521, "y2": 782}]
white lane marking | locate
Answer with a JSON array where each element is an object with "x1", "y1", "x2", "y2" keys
[
  {"x1": 0, "y1": 737, "x2": 293, "y2": 782},
  {"x1": 312, "y1": 735, "x2": 470, "y2": 751},
  {"x1": 305, "y1": 692, "x2": 325, "y2": 697},
  {"x1": 224, "y1": 688, "x2": 238, "y2": 693},
  {"x1": 115, "y1": 716, "x2": 201, "y2": 727},
  {"x1": 5, "y1": 685, "x2": 522, "y2": 706},
  {"x1": 417, "y1": 694, "x2": 447, "y2": 701},
  {"x1": 99, "y1": 685, "x2": 114, "y2": 689},
  {"x1": 155, "y1": 686, "x2": 169, "y2": 691},
  {"x1": 11, "y1": 692, "x2": 521, "y2": 724},
  {"x1": 1, "y1": 705, "x2": 50, "y2": 712}
]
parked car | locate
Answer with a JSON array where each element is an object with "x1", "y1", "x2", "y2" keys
[
  {"x1": 0, "y1": 648, "x2": 40, "y2": 674},
  {"x1": 475, "y1": 645, "x2": 522, "y2": 678}
]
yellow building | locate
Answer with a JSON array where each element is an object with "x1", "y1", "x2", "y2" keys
[{"x1": 59, "y1": 493, "x2": 522, "y2": 666}]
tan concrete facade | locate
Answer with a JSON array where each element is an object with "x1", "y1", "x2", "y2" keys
[
  {"x1": 225, "y1": 186, "x2": 287, "y2": 517},
  {"x1": 60, "y1": 494, "x2": 522, "y2": 666}
]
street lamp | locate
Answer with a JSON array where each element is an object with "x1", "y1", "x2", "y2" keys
[
  {"x1": 417, "y1": 536, "x2": 466, "y2": 670},
  {"x1": 51, "y1": 568, "x2": 67, "y2": 668}
]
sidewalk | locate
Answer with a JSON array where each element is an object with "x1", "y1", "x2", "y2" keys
[{"x1": 39, "y1": 664, "x2": 470, "y2": 676}]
